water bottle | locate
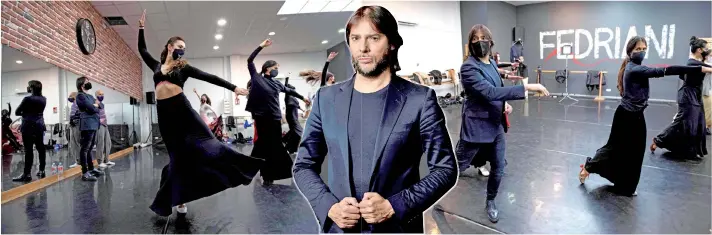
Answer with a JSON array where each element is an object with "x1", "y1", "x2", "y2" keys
[
  {"x1": 51, "y1": 162, "x2": 57, "y2": 174},
  {"x1": 57, "y1": 162, "x2": 63, "y2": 173}
]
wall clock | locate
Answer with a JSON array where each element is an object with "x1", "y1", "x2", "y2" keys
[{"x1": 75, "y1": 18, "x2": 96, "y2": 55}]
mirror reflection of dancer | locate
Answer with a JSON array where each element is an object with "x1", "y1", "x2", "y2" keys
[
  {"x1": 12, "y1": 80, "x2": 47, "y2": 182},
  {"x1": 94, "y1": 90, "x2": 115, "y2": 168},
  {"x1": 579, "y1": 36, "x2": 712, "y2": 196},
  {"x1": 137, "y1": 10, "x2": 263, "y2": 216},
  {"x1": 2, "y1": 103, "x2": 21, "y2": 152},
  {"x1": 193, "y1": 88, "x2": 217, "y2": 124},
  {"x1": 245, "y1": 38, "x2": 310, "y2": 186},
  {"x1": 302, "y1": 52, "x2": 338, "y2": 118},
  {"x1": 282, "y1": 75, "x2": 305, "y2": 154},
  {"x1": 68, "y1": 92, "x2": 81, "y2": 168},
  {"x1": 650, "y1": 37, "x2": 711, "y2": 159}
]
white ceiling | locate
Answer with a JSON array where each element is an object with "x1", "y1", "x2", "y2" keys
[
  {"x1": 90, "y1": 1, "x2": 355, "y2": 59},
  {"x1": 2, "y1": 45, "x2": 55, "y2": 73},
  {"x1": 505, "y1": 1, "x2": 549, "y2": 6}
]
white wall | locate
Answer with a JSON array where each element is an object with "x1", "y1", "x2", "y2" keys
[
  {"x1": 362, "y1": 1, "x2": 463, "y2": 75},
  {"x1": 1, "y1": 67, "x2": 61, "y2": 124}
]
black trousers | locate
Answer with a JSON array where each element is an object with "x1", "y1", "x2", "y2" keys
[
  {"x1": 79, "y1": 130, "x2": 97, "y2": 174},
  {"x1": 456, "y1": 134, "x2": 507, "y2": 200},
  {"x1": 251, "y1": 115, "x2": 293, "y2": 181},
  {"x1": 22, "y1": 130, "x2": 46, "y2": 175}
]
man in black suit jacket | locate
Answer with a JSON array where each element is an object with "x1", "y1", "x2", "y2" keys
[
  {"x1": 293, "y1": 5, "x2": 458, "y2": 233},
  {"x1": 75, "y1": 76, "x2": 105, "y2": 182}
]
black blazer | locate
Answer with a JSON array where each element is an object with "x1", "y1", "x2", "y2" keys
[
  {"x1": 293, "y1": 75, "x2": 458, "y2": 233},
  {"x1": 76, "y1": 92, "x2": 102, "y2": 131}
]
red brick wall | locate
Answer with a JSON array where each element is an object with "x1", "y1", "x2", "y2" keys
[{"x1": 1, "y1": 1, "x2": 143, "y2": 100}]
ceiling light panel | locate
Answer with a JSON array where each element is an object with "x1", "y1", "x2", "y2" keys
[
  {"x1": 278, "y1": 0, "x2": 361, "y2": 15},
  {"x1": 300, "y1": 0, "x2": 329, "y2": 14},
  {"x1": 321, "y1": 0, "x2": 351, "y2": 12},
  {"x1": 277, "y1": 0, "x2": 308, "y2": 15}
]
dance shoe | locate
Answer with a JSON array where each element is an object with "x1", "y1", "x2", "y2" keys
[
  {"x1": 485, "y1": 200, "x2": 499, "y2": 223},
  {"x1": 12, "y1": 174, "x2": 31, "y2": 182}
]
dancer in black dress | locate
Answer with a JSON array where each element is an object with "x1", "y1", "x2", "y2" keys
[
  {"x1": 282, "y1": 76, "x2": 304, "y2": 154},
  {"x1": 579, "y1": 36, "x2": 712, "y2": 196},
  {"x1": 651, "y1": 36, "x2": 711, "y2": 159},
  {"x1": 245, "y1": 38, "x2": 310, "y2": 185},
  {"x1": 137, "y1": 10, "x2": 263, "y2": 216}
]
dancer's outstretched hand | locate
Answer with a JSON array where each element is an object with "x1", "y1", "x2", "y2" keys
[
  {"x1": 303, "y1": 98, "x2": 311, "y2": 106},
  {"x1": 139, "y1": 9, "x2": 146, "y2": 28},
  {"x1": 234, "y1": 87, "x2": 249, "y2": 96},
  {"x1": 525, "y1": 84, "x2": 550, "y2": 96},
  {"x1": 504, "y1": 102, "x2": 513, "y2": 114},
  {"x1": 327, "y1": 52, "x2": 338, "y2": 62},
  {"x1": 260, "y1": 39, "x2": 272, "y2": 48}
]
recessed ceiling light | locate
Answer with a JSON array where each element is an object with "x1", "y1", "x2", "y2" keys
[
  {"x1": 321, "y1": 40, "x2": 328, "y2": 44},
  {"x1": 215, "y1": 34, "x2": 223, "y2": 40},
  {"x1": 338, "y1": 28, "x2": 345, "y2": 33},
  {"x1": 217, "y1": 19, "x2": 227, "y2": 26},
  {"x1": 280, "y1": 17, "x2": 288, "y2": 21},
  {"x1": 213, "y1": 45, "x2": 220, "y2": 50},
  {"x1": 269, "y1": 32, "x2": 276, "y2": 36},
  {"x1": 15, "y1": 60, "x2": 22, "y2": 64}
]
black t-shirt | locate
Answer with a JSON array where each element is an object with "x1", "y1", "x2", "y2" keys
[{"x1": 347, "y1": 85, "x2": 389, "y2": 202}]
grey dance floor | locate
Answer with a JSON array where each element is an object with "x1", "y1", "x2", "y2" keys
[{"x1": 1, "y1": 97, "x2": 710, "y2": 233}]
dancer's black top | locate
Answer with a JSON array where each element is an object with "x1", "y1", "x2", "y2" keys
[
  {"x1": 320, "y1": 61, "x2": 330, "y2": 87},
  {"x1": 15, "y1": 95, "x2": 46, "y2": 132},
  {"x1": 621, "y1": 62, "x2": 702, "y2": 112},
  {"x1": 283, "y1": 77, "x2": 300, "y2": 108},
  {"x1": 138, "y1": 29, "x2": 237, "y2": 91},
  {"x1": 678, "y1": 58, "x2": 712, "y2": 105},
  {"x1": 2, "y1": 104, "x2": 11, "y2": 128},
  {"x1": 245, "y1": 46, "x2": 304, "y2": 120}
]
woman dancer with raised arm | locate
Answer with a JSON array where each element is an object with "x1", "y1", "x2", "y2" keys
[
  {"x1": 246, "y1": 38, "x2": 310, "y2": 185},
  {"x1": 650, "y1": 36, "x2": 711, "y2": 159},
  {"x1": 137, "y1": 10, "x2": 263, "y2": 216},
  {"x1": 301, "y1": 52, "x2": 337, "y2": 118},
  {"x1": 579, "y1": 36, "x2": 712, "y2": 196}
]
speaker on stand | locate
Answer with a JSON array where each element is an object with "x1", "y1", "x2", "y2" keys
[{"x1": 135, "y1": 92, "x2": 158, "y2": 149}]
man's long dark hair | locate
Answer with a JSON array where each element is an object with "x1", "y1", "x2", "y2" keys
[
  {"x1": 76, "y1": 76, "x2": 88, "y2": 92},
  {"x1": 345, "y1": 5, "x2": 403, "y2": 72},
  {"x1": 28, "y1": 80, "x2": 42, "y2": 96}
]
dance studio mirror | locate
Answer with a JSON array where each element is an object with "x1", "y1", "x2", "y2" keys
[{"x1": 1, "y1": 45, "x2": 140, "y2": 191}]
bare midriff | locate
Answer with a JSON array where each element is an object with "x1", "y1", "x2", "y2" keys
[{"x1": 156, "y1": 81, "x2": 183, "y2": 100}]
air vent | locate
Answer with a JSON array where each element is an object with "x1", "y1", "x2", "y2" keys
[
  {"x1": 104, "y1": 16, "x2": 128, "y2": 26},
  {"x1": 397, "y1": 21, "x2": 417, "y2": 27}
]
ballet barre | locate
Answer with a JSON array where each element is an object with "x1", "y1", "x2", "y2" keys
[{"x1": 535, "y1": 69, "x2": 608, "y2": 101}]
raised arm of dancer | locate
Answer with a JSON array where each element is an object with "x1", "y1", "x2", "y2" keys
[
  {"x1": 137, "y1": 10, "x2": 159, "y2": 69},
  {"x1": 321, "y1": 52, "x2": 338, "y2": 87},
  {"x1": 7, "y1": 103, "x2": 11, "y2": 116},
  {"x1": 293, "y1": 90, "x2": 337, "y2": 232},
  {"x1": 193, "y1": 88, "x2": 201, "y2": 100}
]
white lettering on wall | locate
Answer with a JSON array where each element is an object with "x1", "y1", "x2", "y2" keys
[
  {"x1": 540, "y1": 31, "x2": 556, "y2": 59},
  {"x1": 667, "y1": 24, "x2": 676, "y2": 59},
  {"x1": 575, "y1": 29, "x2": 593, "y2": 59},
  {"x1": 540, "y1": 24, "x2": 676, "y2": 60},
  {"x1": 557, "y1": 29, "x2": 575, "y2": 59},
  {"x1": 595, "y1": 28, "x2": 614, "y2": 59},
  {"x1": 645, "y1": 25, "x2": 668, "y2": 59},
  {"x1": 614, "y1": 27, "x2": 621, "y2": 59}
]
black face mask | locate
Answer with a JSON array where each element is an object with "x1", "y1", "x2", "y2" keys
[
  {"x1": 84, "y1": 82, "x2": 93, "y2": 90},
  {"x1": 68, "y1": 98, "x2": 75, "y2": 103},
  {"x1": 630, "y1": 51, "x2": 646, "y2": 64},
  {"x1": 173, "y1": 49, "x2": 185, "y2": 60},
  {"x1": 471, "y1": 41, "x2": 491, "y2": 58},
  {"x1": 269, "y1": 69, "x2": 279, "y2": 78},
  {"x1": 27, "y1": 87, "x2": 31, "y2": 93},
  {"x1": 702, "y1": 49, "x2": 710, "y2": 59}
]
